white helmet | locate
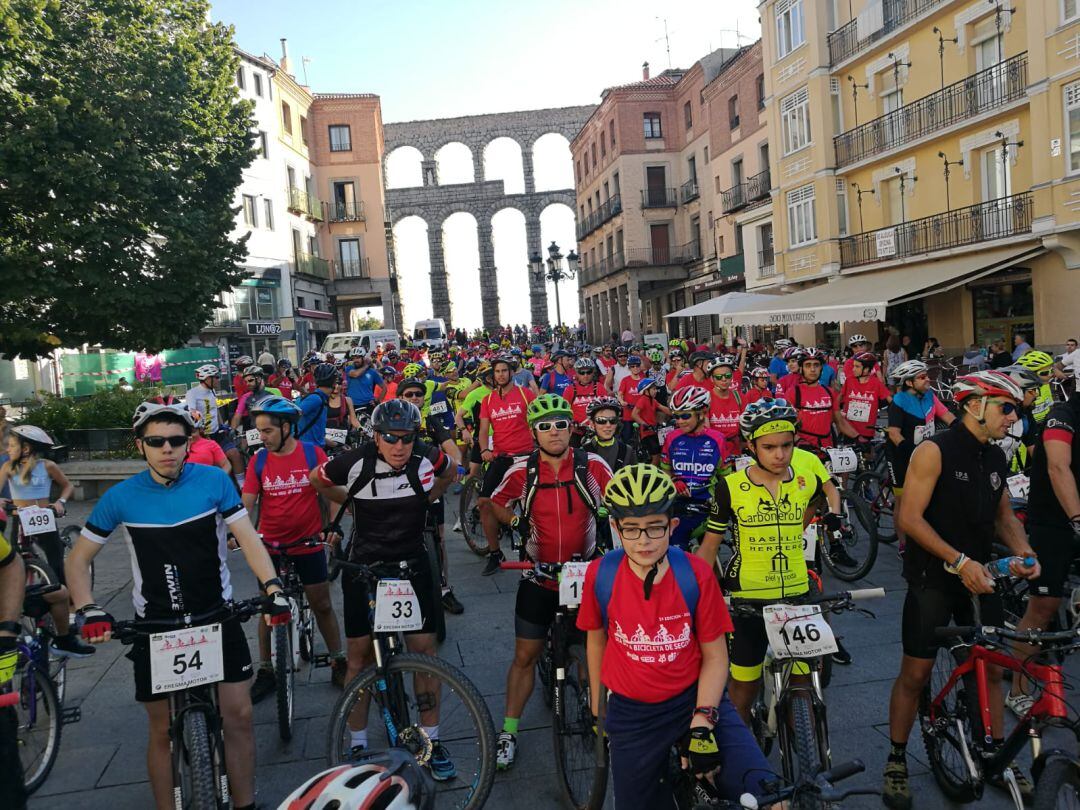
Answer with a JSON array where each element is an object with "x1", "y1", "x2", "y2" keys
[
  {"x1": 847, "y1": 334, "x2": 869, "y2": 347},
  {"x1": 235, "y1": 355, "x2": 254, "y2": 367},
  {"x1": 132, "y1": 401, "x2": 197, "y2": 433},
  {"x1": 276, "y1": 750, "x2": 435, "y2": 810},
  {"x1": 349, "y1": 347, "x2": 367, "y2": 359},
  {"x1": 194, "y1": 364, "x2": 220, "y2": 381},
  {"x1": 891, "y1": 360, "x2": 929, "y2": 385},
  {"x1": 670, "y1": 385, "x2": 711, "y2": 412},
  {"x1": 10, "y1": 425, "x2": 55, "y2": 448}
]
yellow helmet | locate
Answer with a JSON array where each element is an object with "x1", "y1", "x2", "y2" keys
[
  {"x1": 1016, "y1": 350, "x2": 1054, "y2": 373},
  {"x1": 402, "y1": 362, "x2": 425, "y2": 379},
  {"x1": 604, "y1": 464, "x2": 677, "y2": 518}
]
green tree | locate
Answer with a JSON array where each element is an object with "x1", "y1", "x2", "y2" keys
[{"x1": 0, "y1": 0, "x2": 254, "y2": 358}]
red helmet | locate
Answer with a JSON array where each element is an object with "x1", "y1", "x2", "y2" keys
[
  {"x1": 851, "y1": 351, "x2": 877, "y2": 370},
  {"x1": 951, "y1": 370, "x2": 1024, "y2": 404}
]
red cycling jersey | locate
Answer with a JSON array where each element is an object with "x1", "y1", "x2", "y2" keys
[{"x1": 563, "y1": 381, "x2": 609, "y2": 425}]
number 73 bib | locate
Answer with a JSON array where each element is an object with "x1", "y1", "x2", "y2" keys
[
  {"x1": 374, "y1": 579, "x2": 423, "y2": 632},
  {"x1": 762, "y1": 603, "x2": 838, "y2": 659}
]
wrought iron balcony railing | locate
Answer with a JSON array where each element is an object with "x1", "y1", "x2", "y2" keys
[
  {"x1": 758, "y1": 246, "x2": 775, "y2": 277},
  {"x1": 329, "y1": 200, "x2": 365, "y2": 223},
  {"x1": 828, "y1": 0, "x2": 948, "y2": 66},
  {"x1": 336, "y1": 257, "x2": 371, "y2": 279},
  {"x1": 575, "y1": 194, "x2": 622, "y2": 241},
  {"x1": 680, "y1": 179, "x2": 700, "y2": 204},
  {"x1": 641, "y1": 187, "x2": 678, "y2": 208}
]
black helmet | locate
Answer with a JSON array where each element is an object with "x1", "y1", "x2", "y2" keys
[
  {"x1": 371, "y1": 399, "x2": 421, "y2": 433},
  {"x1": 313, "y1": 363, "x2": 339, "y2": 387},
  {"x1": 688, "y1": 350, "x2": 713, "y2": 367}
]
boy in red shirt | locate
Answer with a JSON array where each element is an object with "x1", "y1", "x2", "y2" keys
[
  {"x1": 617, "y1": 355, "x2": 645, "y2": 442},
  {"x1": 839, "y1": 352, "x2": 891, "y2": 440},
  {"x1": 630, "y1": 378, "x2": 670, "y2": 464},
  {"x1": 741, "y1": 367, "x2": 775, "y2": 405},
  {"x1": 705, "y1": 356, "x2": 743, "y2": 453},
  {"x1": 578, "y1": 464, "x2": 774, "y2": 807}
]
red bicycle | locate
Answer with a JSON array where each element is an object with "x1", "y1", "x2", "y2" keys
[{"x1": 920, "y1": 623, "x2": 1080, "y2": 809}]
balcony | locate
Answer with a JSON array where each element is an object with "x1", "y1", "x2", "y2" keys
[
  {"x1": 680, "y1": 179, "x2": 700, "y2": 204},
  {"x1": 758, "y1": 246, "x2": 775, "y2": 277},
  {"x1": 329, "y1": 200, "x2": 365, "y2": 223},
  {"x1": 575, "y1": 194, "x2": 622, "y2": 241},
  {"x1": 834, "y1": 53, "x2": 1028, "y2": 168},
  {"x1": 578, "y1": 252, "x2": 625, "y2": 286},
  {"x1": 718, "y1": 253, "x2": 744, "y2": 279},
  {"x1": 746, "y1": 169, "x2": 771, "y2": 203},
  {"x1": 295, "y1": 252, "x2": 331, "y2": 279},
  {"x1": 641, "y1": 187, "x2": 678, "y2": 208},
  {"x1": 625, "y1": 246, "x2": 688, "y2": 266},
  {"x1": 678, "y1": 240, "x2": 703, "y2": 263},
  {"x1": 720, "y1": 183, "x2": 746, "y2": 214},
  {"x1": 337, "y1": 257, "x2": 371, "y2": 279},
  {"x1": 839, "y1": 192, "x2": 1032, "y2": 269},
  {"x1": 287, "y1": 186, "x2": 325, "y2": 221},
  {"x1": 720, "y1": 169, "x2": 771, "y2": 215},
  {"x1": 827, "y1": 0, "x2": 948, "y2": 66}
]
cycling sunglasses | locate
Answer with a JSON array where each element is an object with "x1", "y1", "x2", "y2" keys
[
  {"x1": 400, "y1": 391, "x2": 424, "y2": 399},
  {"x1": 592, "y1": 416, "x2": 619, "y2": 426},
  {"x1": 989, "y1": 399, "x2": 1019, "y2": 415},
  {"x1": 141, "y1": 435, "x2": 188, "y2": 448},
  {"x1": 378, "y1": 431, "x2": 417, "y2": 445},
  {"x1": 672, "y1": 411, "x2": 696, "y2": 420},
  {"x1": 712, "y1": 372, "x2": 733, "y2": 380},
  {"x1": 533, "y1": 419, "x2": 570, "y2": 432}
]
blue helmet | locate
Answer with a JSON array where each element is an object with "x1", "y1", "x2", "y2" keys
[
  {"x1": 250, "y1": 395, "x2": 302, "y2": 423},
  {"x1": 627, "y1": 354, "x2": 642, "y2": 366},
  {"x1": 636, "y1": 377, "x2": 658, "y2": 394}
]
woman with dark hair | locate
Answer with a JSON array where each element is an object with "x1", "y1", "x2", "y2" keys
[{"x1": 884, "y1": 333, "x2": 907, "y2": 382}]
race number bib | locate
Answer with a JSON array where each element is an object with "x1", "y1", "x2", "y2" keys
[
  {"x1": 427, "y1": 400, "x2": 448, "y2": 416},
  {"x1": 763, "y1": 604, "x2": 838, "y2": 659},
  {"x1": 914, "y1": 423, "x2": 935, "y2": 445},
  {"x1": 846, "y1": 400, "x2": 871, "y2": 423},
  {"x1": 825, "y1": 447, "x2": 858, "y2": 474},
  {"x1": 1007, "y1": 473, "x2": 1031, "y2": 501},
  {"x1": 245, "y1": 428, "x2": 262, "y2": 447},
  {"x1": 149, "y1": 623, "x2": 224, "y2": 695},
  {"x1": 802, "y1": 524, "x2": 818, "y2": 562},
  {"x1": 733, "y1": 455, "x2": 754, "y2": 473},
  {"x1": 325, "y1": 428, "x2": 348, "y2": 445},
  {"x1": 559, "y1": 562, "x2": 589, "y2": 607},
  {"x1": 18, "y1": 506, "x2": 55, "y2": 536},
  {"x1": 374, "y1": 580, "x2": 423, "y2": 632}
]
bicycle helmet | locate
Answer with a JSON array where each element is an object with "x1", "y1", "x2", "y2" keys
[
  {"x1": 668, "y1": 349, "x2": 684, "y2": 360},
  {"x1": 798, "y1": 347, "x2": 826, "y2": 365},
  {"x1": 847, "y1": 334, "x2": 869, "y2": 347},
  {"x1": 526, "y1": 393, "x2": 573, "y2": 426},
  {"x1": 381, "y1": 365, "x2": 398, "y2": 378},
  {"x1": 587, "y1": 396, "x2": 622, "y2": 419},
  {"x1": 668, "y1": 338, "x2": 682, "y2": 347},
  {"x1": 782, "y1": 347, "x2": 806, "y2": 362},
  {"x1": 396, "y1": 378, "x2": 426, "y2": 397},
  {"x1": 371, "y1": 399, "x2": 421, "y2": 433},
  {"x1": 475, "y1": 361, "x2": 493, "y2": 380},
  {"x1": 1016, "y1": 350, "x2": 1054, "y2": 373},
  {"x1": 604, "y1": 463, "x2": 677, "y2": 518},
  {"x1": 951, "y1": 370, "x2": 1024, "y2": 404},
  {"x1": 349, "y1": 347, "x2": 366, "y2": 359},
  {"x1": 636, "y1": 377, "x2": 658, "y2": 395},
  {"x1": 739, "y1": 398, "x2": 800, "y2": 441},
  {"x1": 402, "y1": 363, "x2": 425, "y2": 379},
  {"x1": 491, "y1": 356, "x2": 513, "y2": 372},
  {"x1": 441, "y1": 361, "x2": 457, "y2": 375},
  {"x1": 615, "y1": 346, "x2": 628, "y2": 357},
  {"x1": 277, "y1": 358, "x2": 292, "y2": 370},
  {"x1": 706, "y1": 355, "x2": 736, "y2": 373},
  {"x1": 313, "y1": 363, "x2": 340, "y2": 387},
  {"x1": 278, "y1": 749, "x2": 435, "y2": 810},
  {"x1": 891, "y1": 359, "x2": 928, "y2": 385},
  {"x1": 774, "y1": 338, "x2": 793, "y2": 351},
  {"x1": 249, "y1": 396, "x2": 302, "y2": 423},
  {"x1": 627, "y1": 355, "x2": 642, "y2": 367},
  {"x1": 687, "y1": 350, "x2": 712, "y2": 368},
  {"x1": 243, "y1": 365, "x2": 265, "y2": 379},
  {"x1": 670, "y1": 385, "x2": 710, "y2": 412},
  {"x1": 997, "y1": 364, "x2": 1042, "y2": 392},
  {"x1": 851, "y1": 351, "x2": 878, "y2": 371},
  {"x1": 646, "y1": 349, "x2": 664, "y2": 363},
  {"x1": 551, "y1": 349, "x2": 570, "y2": 361},
  {"x1": 194, "y1": 364, "x2": 220, "y2": 381},
  {"x1": 574, "y1": 357, "x2": 596, "y2": 373},
  {"x1": 750, "y1": 366, "x2": 771, "y2": 380},
  {"x1": 9, "y1": 425, "x2": 55, "y2": 449},
  {"x1": 132, "y1": 401, "x2": 197, "y2": 434},
  {"x1": 235, "y1": 355, "x2": 253, "y2": 368}
]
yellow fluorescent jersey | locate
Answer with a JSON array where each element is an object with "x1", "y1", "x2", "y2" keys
[
  {"x1": 706, "y1": 463, "x2": 823, "y2": 599},
  {"x1": 0, "y1": 530, "x2": 13, "y2": 567}
]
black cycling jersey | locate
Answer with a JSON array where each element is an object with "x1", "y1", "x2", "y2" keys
[
  {"x1": 580, "y1": 435, "x2": 634, "y2": 473},
  {"x1": 422, "y1": 414, "x2": 453, "y2": 447},
  {"x1": 1027, "y1": 395, "x2": 1080, "y2": 528},
  {"x1": 902, "y1": 421, "x2": 1008, "y2": 587}
]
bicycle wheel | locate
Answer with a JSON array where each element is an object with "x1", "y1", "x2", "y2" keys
[
  {"x1": 60, "y1": 524, "x2": 93, "y2": 589},
  {"x1": 15, "y1": 662, "x2": 61, "y2": 794},
  {"x1": 326, "y1": 652, "x2": 496, "y2": 809},
  {"x1": 298, "y1": 603, "x2": 315, "y2": 664},
  {"x1": 178, "y1": 708, "x2": 218, "y2": 809},
  {"x1": 274, "y1": 623, "x2": 295, "y2": 742},
  {"x1": 820, "y1": 492, "x2": 878, "y2": 582},
  {"x1": 1032, "y1": 758, "x2": 1080, "y2": 810},
  {"x1": 788, "y1": 695, "x2": 824, "y2": 810},
  {"x1": 24, "y1": 558, "x2": 56, "y2": 588},
  {"x1": 552, "y1": 642, "x2": 607, "y2": 810},
  {"x1": 918, "y1": 647, "x2": 981, "y2": 803},
  {"x1": 458, "y1": 481, "x2": 487, "y2": 555},
  {"x1": 852, "y1": 471, "x2": 897, "y2": 544},
  {"x1": 424, "y1": 530, "x2": 447, "y2": 644}
]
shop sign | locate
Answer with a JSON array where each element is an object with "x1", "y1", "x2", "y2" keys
[
  {"x1": 246, "y1": 321, "x2": 282, "y2": 336},
  {"x1": 875, "y1": 228, "x2": 896, "y2": 258}
]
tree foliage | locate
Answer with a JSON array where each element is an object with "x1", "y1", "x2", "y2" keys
[{"x1": 0, "y1": 0, "x2": 254, "y2": 358}]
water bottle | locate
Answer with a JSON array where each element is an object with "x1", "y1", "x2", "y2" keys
[{"x1": 986, "y1": 556, "x2": 1037, "y2": 577}]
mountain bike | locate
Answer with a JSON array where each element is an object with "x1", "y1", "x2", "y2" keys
[
  {"x1": 325, "y1": 556, "x2": 496, "y2": 809},
  {"x1": 849, "y1": 467, "x2": 897, "y2": 544},
  {"x1": 457, "y1": 475, "x2": 487, "y2": 555},
  {"x1": 502, "y1": 557, "x2": 607, "y2": 810}
]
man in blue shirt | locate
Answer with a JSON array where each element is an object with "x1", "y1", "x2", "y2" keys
[
  {"x1": 345, "y1": 348, "x2": 385, "y2": 411},
  {"x1": 768, "y1": 339, "x2": 792, "y2": 384},
  {"x1": 297, "y1": 363, "x2": 337, "y2": 447},
  {"x1": 540, "y1": 350, "x2": 573, "y2": 396},
  {"x1": 1012, "y1": 332, "x2": 1033, "y2": 361}
]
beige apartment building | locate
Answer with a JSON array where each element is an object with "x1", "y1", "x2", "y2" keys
[{"x1": 736, "y1": 0, "x2": 1080, "y2": 351}]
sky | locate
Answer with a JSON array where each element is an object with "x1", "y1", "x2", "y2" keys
[{"x1": 212, "y1": 0, "x2": 762, "y2": 331}]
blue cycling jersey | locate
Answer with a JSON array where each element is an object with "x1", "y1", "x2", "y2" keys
[
  {"x1": 662, "y1": 428, "x2": 728, "y2": 499},
  {"x1": 540, "y1": 370, "x2": 572, "y2": 396}
]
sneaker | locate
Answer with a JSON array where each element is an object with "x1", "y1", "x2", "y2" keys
[
  {"x1": 828, "y1": 542, "x2": 859, "y2": 569},
  {"x1": 348, "y1": 744, "x2": 367, "y2": 762},
  {"x1": 882, "y1": 759, "x2": 912, "y2": 810},
  {"x1": 250, "y1": 667, "x2": 276, "y2": 703},
  {"x1": 831, "y1": 639, "x2": 853, "y2": 666},
  {"x1": 496, "y1": 731, "x2": 517, "y2": 770},
  {"x1": 330, "y1": 657, "x2": 348, "y2": 689},
  {"x1": 1005, "y1": 691, "x2": 1034, "y2": 719},
  {"x1": 481, "y1": 549, "x2": 505, "y2": 577},
  {"x1": 441, "y1": 588, "x2": 465, "y2": 615},
  {"x1": 452, "y1": 518, "x2": 462, "y2": 533},
  {"x1": 988, "y1": 762, "x2": 1034, "y2": 803},
  {"x1": 429, "y1": 741, "x2": 457, "y2": 781},
  {"x1": 50, "y1": 633, "x2": 95, "y2": 658}
]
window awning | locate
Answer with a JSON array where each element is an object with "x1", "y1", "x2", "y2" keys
[
  {"x1": 720, "y1": 245, "x2": 1044, "y2": 328},
  {"x1": 665, "y1": 291, "x2": 779, "y2": 319}
]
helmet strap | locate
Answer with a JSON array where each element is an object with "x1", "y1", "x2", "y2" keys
[
  {"x1": 643, "y1": 552, "x2": 667, "y2": 601},
  {"x1": 141, "y1": 445, "x2": 187, "y2": 487}
]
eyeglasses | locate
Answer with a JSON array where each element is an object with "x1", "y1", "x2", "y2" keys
[
  {"x1": 593, "y1": 416, "x2": 620, "y2": 426},
  {"x1": 577, "y1": 369, "x2": 594, "y2": 375},
  {"x1": 142, "y1": 435, "x2": 188, "y2": 448},
  {"x1": 615, "y1": 521, "x2": 670, "y2": 540},
  {"x1": 712, "y1": 372, "x2": 733, "y2": 380},
  {"x1": 244, "y1": 378, "x2": 259, "y2": 385},
  {"x1": 378, "y1": 432, "x2": 417, "y2": 445},
  {"x1": 533, "y1": 419, "x2": 570, "y2": 432},
  {"x1": 672, "y1": 411, "x2": 696, "y2": 420},
  {"x1": 989, "y1": 400, "x2": 1019, "y2": 415}
]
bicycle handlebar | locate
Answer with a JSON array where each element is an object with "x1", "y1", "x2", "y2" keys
[
  {"x1": 112, "y1": 596, "x2": 269, "y2": 644},
  {"x1": 935, "y1": 625, "x2": 1080, "y2": 645},
  {"x1": 739, "y1": 759, "x2": 870, "y2": 808},
  {"x1": 500, "y1": 562, "x2": 536, "y2": 570}
]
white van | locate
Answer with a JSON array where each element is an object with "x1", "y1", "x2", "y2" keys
[
  {"x1": 413, "y1": 318, "x2": 448, "y2": 349},
  {"x1": 320, "y1": 329, "x2": 400, "y2": 356}
]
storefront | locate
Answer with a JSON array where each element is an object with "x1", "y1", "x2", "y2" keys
[{"x1": 970, "y1": 271, "x2": 1034, "y2": 349}]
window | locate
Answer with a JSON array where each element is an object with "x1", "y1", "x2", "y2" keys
[
  {"x1": 704, "y1": 145, "x2": 709, "y2": 164},
  {"x1": 757, "y1": 74, "x2": 766, "y2": 109},
  {"x1": 333, "y1": 181, "x2": 357, "y2": 218},
  {"x1": 684, "y1": 101, "x2": 693, "y2": 130},
  {"x1": 263, "y1": 199, "x2": 274, "y2": 231},
  {"x1": 643, "y1": 112, "x2": 663, "y2": 139},
  {"x1": 258, "y1": 130, "x2": 269, "y2": 159},
  {"x1": 340, "y1": 238, "x2": 361, "y2": 272},
  {"x1": 732, "y1": 158, "x2": 744, "y2": 186},
  {"x1": 300, "y1": 115, "x2": 309, "y2": 146},
  {"x1": 600, "y1": 132, "x2": 606, "y2": 157},
  {"x1": 281, "y1": 102, "x2": 292, "y2": 134},
  {"x1": 253, "y1": 73, "x2": 263, "y2": 97},
  {"x1": 236, "y1": 66, "x2": 245, "y2": 90},
  {"x1": 584, "y1": 150, "x2": 589, "y2": 173},
  {"x1": 836, "y1": 178, "x2": 848, "y2": 237},
  {"x1": 591, "y1": 142, "x2": 597, "y2": 165},
  {"x1": 609, "y1": 119, "x2": 616, "y2": 149},
  {"x1": 787, "y1": 184, "x2": 817, "y2": 246},
  {"x1": 575, "y1": 161, "x2": 581, "y2": 183},
  {"x1": 776, "y1": 0, "x2": 805, "y2": 59},
  {"x1": 297, "y1": 296, "x2": 306, "y2": 309},
  {"x1": 242, "y1": 194, "x2": 257, "y2": 228},
  {"x1": 1068, "y1": 0, "x2": 1080, "y2": 23},
  {"x1": 688, "y1": 155, "x2": 697, "y2": 183},
  {"x1": 613, "y1": 171, "x2": 620, "y2": 196},
  {"x1": 308, "y1": 235, "x2": 319, "y2": 256},
  {"x1": 314, "y1": 299, "x2": 321, "y2": 311},
  {"x1": 329, "y1": 125, "x2": 352, "y2": 152},
  {"x1": 1066, "y1": 80, "x2": 1080, "y2": 172},
  {"x1": 830, "y1": 78, "x2": 843, "y2": 134},
  {"x1": 780, "y1": 87, "x2": 811, "y2": 155},
  {"x1": 728, "y1": 96, "x2": 740, "y2": 129}
]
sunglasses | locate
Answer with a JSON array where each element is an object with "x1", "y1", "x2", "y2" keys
[
  {"x1": 401, "y1": 391, "x2": 424, "y2": 399},
  {"x1": 990, "y1": 400, "x2": 1019, "y2": 415},
  {"x1": 673, "y1": 411, "x2": 696, "y2": 420},
  {"x1": 577, "y1": 369, "x2": 594, "y2": 375},
  {"x1": 592, "y1": 416, "x2": 620, "y2": 426},
  {"x1": 245, "y1": 378, "x2": 259, "y2": 385},
  {"x1": 142, "y1": 435, "x2": 188, "y2": 448},
  {"x1": 533, "y1": 419, "x2": 570, "y2": 432},
  {"x1": 378, "y1": 432, "x2": 417, "y2": 445},
  {"x1": 712, "y1": 372, "x2": 733, "y2": 380}
]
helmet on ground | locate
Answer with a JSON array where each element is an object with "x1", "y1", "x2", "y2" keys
[
  {"x1": 636, "y1": 377, "x2": 658, "y2": 395},
  {"x1": 891, "y1": 360, "x2": 928, "y2": 385},
  {"x1": 132, "y1": 401, "x2": 197, "y2": 434},
  {"x1": 670, "y1": 385, "x2": 710, "y2": 412},
  {"x1": 277, "y1": 748, "x2": 435, "y2": 810},
  {"x1": 195, "y1": 364, "x2": 220, "y2": 381},
  {"x1": 604, "y1": 464, "x2": 677, "y2": 518},
  {"x1": 574, "y1": 357, "x2": 596, "y2": 372},
  {"x1": 848, "y1": 334, "x2": 869, "y2": 347},
  {"x1": 997, "y1": 365, "x2": 1042, "y2": 392},
  {"x1": 402, "y1": 363, "x2": 425, "y2": 379},
  {"x1": 739, "y1": 399, "x2": 800, "y2": 442},
  {"x1": 250, "y1": 396, "x2": 302, "y2": 424},
  {"x1": 313, "y1": 363, "x2": 340, "y2": 387},
  {"x1": 371, "y1": 400, "x2": 421, "y2": 433},
  {"x1": 526, "y1": 393, "x2": 573, "y2": 426},
  {"x1": 587, "y1": 396, "x2": 622, "y2": 419},
  {"x1": 1016, "y1": 351, "x2": 1054, "y2": 373},
  {"x1": 9, "y1": 425, "x2": 55, "y2": 448},
  {"x1": 951, "y1": 370, "x2": 1024, "y2": 404},
  {"x1": 851, "y1": 351, "x2": 878, "y2": 370}
]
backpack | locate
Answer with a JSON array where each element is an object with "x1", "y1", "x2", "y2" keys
[
  {"x1": 595, "y1": 546, "x2": 700, "y2": 630},
  {"x1": 325, "y1": 442, "x2": 428, "y2": 534},
  {"x1": 521, "y1": 447, "x2": 599, "y2": 521},
  {"x1": 253, "y1": 440, "x2": 320, "y2": 484},
  {"x1": 295, "y1": 390, "x2": 330, "y2": 439}
]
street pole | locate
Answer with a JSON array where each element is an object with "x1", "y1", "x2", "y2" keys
[{"x1": 552, "y1": 279, "x2": 562, "y2": 329}]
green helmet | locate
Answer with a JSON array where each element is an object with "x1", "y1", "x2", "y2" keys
[
  {"x1": 604, "y1": 464, "x2": 677, "y2": 518},
  {"x1": 402, "y1": 362, "x2": 425, "y2": 379},
  {"x1": 646, "y1": 348, "x2": 664, "y2": 363},
  {"x1": 526, "y1": 393, "x2": 573, "y2": 426}
]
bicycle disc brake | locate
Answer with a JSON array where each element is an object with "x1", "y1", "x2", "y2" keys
[{"x1": 396, "y1": 725, "x2": 434, "y2": 765}]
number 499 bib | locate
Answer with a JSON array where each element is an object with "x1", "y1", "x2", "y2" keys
[
  {"x1": 18, "y1": 506, "x2": 56, "y2": 536},
  {"x1": 374, "y1": 580, "x2": 423, "y2": 632}
]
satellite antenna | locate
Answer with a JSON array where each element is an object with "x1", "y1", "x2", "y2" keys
[
  {"x1": 301, "y1": 56, "x2": 312, "y2": 86},
  {"x1": 655, "y1": 17, "x2": 672, "y2": 69}
]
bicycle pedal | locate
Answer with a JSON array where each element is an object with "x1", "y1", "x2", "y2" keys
[
  {"x1": 60, "y1": 706, "x2": 81, "y2": 725},
  {"x1": 313, "y1": 654, "x2": 332, "y2": 668}
]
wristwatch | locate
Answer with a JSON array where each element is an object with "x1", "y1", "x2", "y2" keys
[
  {"x1": 259, "y1": 576, "x2": 284, "y2": 594},
  {"x1": 693, "y1": 705, "x2": 720, "y2": 726}
]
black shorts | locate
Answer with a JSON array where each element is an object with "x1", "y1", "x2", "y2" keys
[
  {"x1": 129, "y1": 616, "x2": 252, "y2": 702},
  {"x1": 480, "y1": 453, "x2": 528, "y2": 498},
  {"x1": 431, "y1": 498, "x2": 445, "y2": 526},
  {"x1": 470, "y1": 438, "x2": 482, "y2": 464},
  {"x1": 901, "y1": 583, "x2": 1004, "y2": 659},
  {"x1": 271, "y1": 549, "x2": 328, "y2": 586},
  {"x1": 341, "y1": 554, "x2": 437, "y2": 639},
  {"x1": 727, "y1": 592, "x2": 812, "y2": 682},
  {"x1": 514, "y1": 577, "x2": 561, "y2": 640},
  {"x1": 641, "y1": 434, "x2": 660, "y2": 457},
  {"x1": 1027, "y1": 523, "x2": 1079, "y2": 598}
]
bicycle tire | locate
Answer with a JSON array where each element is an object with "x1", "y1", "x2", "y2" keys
[
  {"x1": 24, "y1": 558, "x2": 56, "y2": 588},
  {"x1": 820, "y1": 492, "x2": 878, "y2": 582},
  {"x1": 918, "y1": 647, "x2": 981, "y2": 803},
  {"x1": 298, "y1": 605, "x2": 315, "y2": 664},
  {"x1": 458, "y1": 481, "x2": 487, "y2": 555},
  {"x1": 552, "y1": 642, "x2": 608, "y2": 810},
  {"x1": 852, "y1": 471, "x2": 897, "y2": 544},
  {"x1": 424, "y1": 530, "x2": 447, "y2": 644},
  {"x1": 17, "y1": 662, "x2": 61, "y2": 795},
  {"x1": 178, "y1": 708, "x2": 218, "y2": 809},
  {"x1": 789, "y1": 695, "x2": 824, "y2": 810},
  {"x1": 325, "y1": 652, "x2": 496, "y2": 809},
  {"x1": 1032, "y1": 758, "x2": 1080, "y2": 810},
  {"x1": 274, "y1": 623, "x2": 294, "y2": 742}
]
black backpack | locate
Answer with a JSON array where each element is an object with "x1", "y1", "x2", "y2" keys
[{"x1": 521, "y1": 448, "x2": 599, "y2": 521}]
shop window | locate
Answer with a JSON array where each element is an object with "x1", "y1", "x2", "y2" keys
[{"x1": 973, "y1": 279, "x2": 1034, "y2": 348}]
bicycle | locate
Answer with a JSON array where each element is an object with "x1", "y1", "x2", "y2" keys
[
  {"x1": 457, "y1": 461, "x2": 518, "y2": 557},
  {"x1": 111, "y1": 596, "x2": 271, "y2": 810},
  {"x1": 324, "y1": 556, "x2": 496, "y2": 809},
  {"x1": 921, "y1": 623, "x2": 1080, "y2": 809},
  {"x1": 502, "y1": 557, "x2": 607, "y2": 810}
]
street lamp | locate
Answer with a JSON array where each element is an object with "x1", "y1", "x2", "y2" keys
[
  {"x1": 530, "y1": 241, "x2": 578, "y2": 329},
  {"x1": 938, "y1": 151, "x2": 964, "y2": 212},
  {"x1": 847, "y1": 75, "x2": 869, "y2": 126}
]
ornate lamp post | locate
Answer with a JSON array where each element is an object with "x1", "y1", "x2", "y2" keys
[{"x1": 530, "y1": 241, "x2": 578, "y2": 328}]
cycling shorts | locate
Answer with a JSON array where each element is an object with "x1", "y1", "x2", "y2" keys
[
  {"x1": 728, "y1": 603, "x2": 811, "y2": 682},
  {"x1": 886, "y1": 446, "x2": 911, "y2": 492},
  {"x1": 514, "y1": 577, "x2": 563, "y2": 640},
  {"x1": 270, "y1": 548, "x2": 328, "y2": 586},
  {"x1": 470, "y1": 437, "x2": 482, "y2": 464},
  {"x1": 209, "y1": 430, "x2": 237, "y2": 454},
  {"x1": 431, "y1": 498, "x2": 445, "y2": 526},
  {"x1": 671, "y1": 498, "x2": 710, "y2": 550},
  {"x1": 479, "y1": 453, "x2": 528, "y2": 498},
  {"x1": 129, "y1": 616, "x2": 252, "y2": 702},
  {"x1": 640, "y1": 434, "x2": 660, "y2": 458},
  {"x1": 1027, "y1": 523, "x2": 1079, "y2": 598},
  {"x1": 341, "y1": 554, "x2": 437, "y2": 639},
  {"x1": 901, "y1": 583, "x2": 1003, "y2": 659}
]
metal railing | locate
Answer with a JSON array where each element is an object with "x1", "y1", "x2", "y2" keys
[
  {"x1": 578, "y1": 252, "x2": 626, "y2": 286},
  {"x1": 337, "y1": 257, "x2": 371, "y2": 279},
  {"x1": 720, "y1": 183, "x2": 746, "y2": 214},
  {"x1": 719, "y1": 253, "x2": 744, "y2": 279},
  {"x1": 625, "y1": 246, "x2": 686, "y2": 265},
  {"x1": 758, "y1": 246, "x2": 775, "y2": 277},
  {"x1": 746, "y1": 169, "x2": 771, "y2": 203},
  {"x1": 680, "y1": 179, "x2": 700, "y2": 204},
  {"x1": 295, "y1": 252, "x2": 331, "y2": 279},
  {"x1": 834, "y1": 53, "x2": 1028, "y2": 168},
  {"x1": 575, "y1": 194, "x2": 622, "y2": 241},
  {"x1": 720, "y1": 169, "x2": 771, "y2": 214},
  {"x1": 838, "y1": 192, "x2": 1032, "y2": 269},
  {"x1": 329, "y1": 200, "x2": 365, "y2": 223},
  {"x1": 827, "y1": 0, "x2": 948, "y2": 66},
  {"x1": 641, "y1": 187, "x2": 678, "y2": 208},
  {"x1": 679, "y1": 240, "x2": 703, "y2": 263},
  {"x1": 287, "y1": 186, "x2": 325, "y2": 221}
]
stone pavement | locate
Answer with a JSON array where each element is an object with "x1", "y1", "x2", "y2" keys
[{"x1": 28, "y1": 495, "x2": 1060, "y2": 809}]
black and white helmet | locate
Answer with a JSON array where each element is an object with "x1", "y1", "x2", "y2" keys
[
  {"x1": 132, "y1": 401, "x2": 197, "y2": 433},
  {"x1": 847, "y1": 334, "x2": 869, "y2": 347},
  {"x1": 574, "y1": 356, "x2": 596, "y2": 372},
  {"x1": 194, "y1": 364, "x2": 220, "y2": 381},
  {"x1": 349, "y1": 347, "x2": 366, "y2": 359},
  {"x1": 586, "y1": 396, "x2": 622, "y2": 419},
  {"x1": 705, "y1": 355, "x2": 736, "y2": 373}
]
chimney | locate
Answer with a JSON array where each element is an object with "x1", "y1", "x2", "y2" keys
[
  {"x1": 642, "y1": 61, "x2": 650, "y2": 80},
  {"x1": 280, "y1": 38, "x2": 291, "y2": 75}
]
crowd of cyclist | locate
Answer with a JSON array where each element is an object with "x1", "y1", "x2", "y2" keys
[{"x1": 1, "y1": 327, "x2": 1078, "y2": 810}]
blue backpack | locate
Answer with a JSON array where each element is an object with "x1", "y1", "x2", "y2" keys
[
  {"x1": 253, "y1": 440, "x2": 319, "y2": 485},
  {"x1": 595, "y1": 546, "x2": 700, "y2": 629}
]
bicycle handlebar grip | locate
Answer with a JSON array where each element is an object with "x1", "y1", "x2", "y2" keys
[
  {"x1": 0, "y1": 692, "x2": 19, "y2": 708},
  {"x1": 935, "y1": 625, "x2": 977, "y2": 639},
  {"x1": 850, "y1": 588, "x2": 886, "y2": 601},
  {"x1": 500, "y1": 562, "x2": 534, "y2": 570},
  {"x1": 819, "y1": 759, "x2": 865, "y2": 784}
]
